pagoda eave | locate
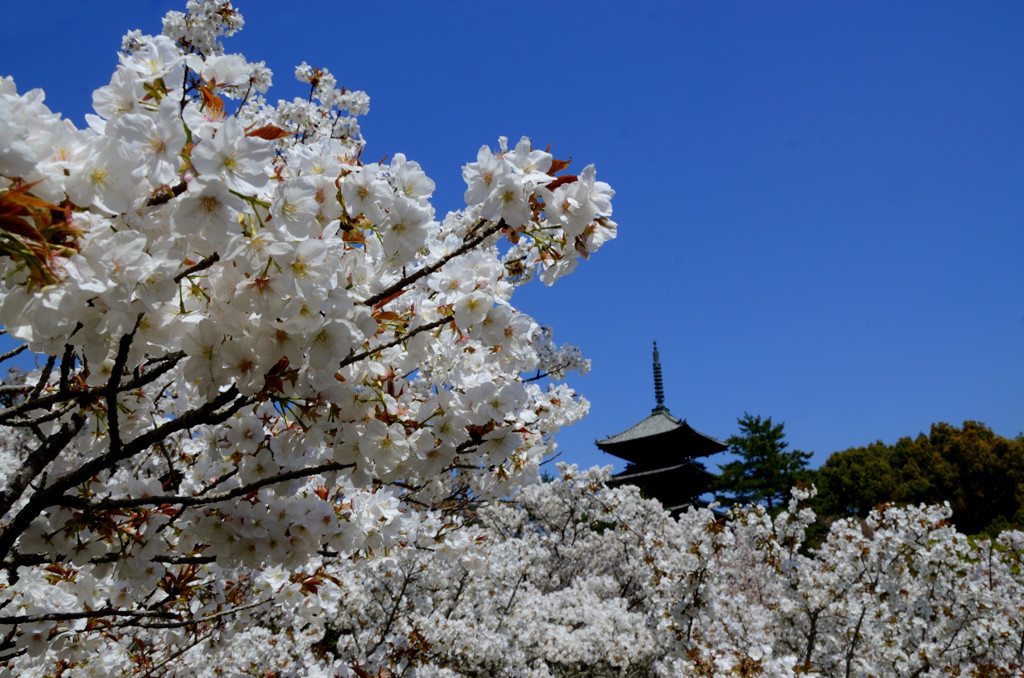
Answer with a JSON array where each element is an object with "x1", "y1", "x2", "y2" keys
[{"x1": 596, "y1": 418, "x2": 727, "y2": 466}]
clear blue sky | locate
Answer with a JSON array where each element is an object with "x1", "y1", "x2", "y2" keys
[{"x1": 3, "y1": 1, "x2": 1022, "y2": 472}]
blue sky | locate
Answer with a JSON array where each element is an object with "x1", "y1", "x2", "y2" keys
[{"x1": 3, "y1": 1, "x2": 1022, "y2": 472}]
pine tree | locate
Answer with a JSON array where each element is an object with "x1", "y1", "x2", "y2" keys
[{"x1": 714, "y1": 413, "x2": 812, "y2": 510}]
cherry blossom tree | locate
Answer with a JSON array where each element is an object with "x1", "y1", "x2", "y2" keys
[
  {"x1": 116, "y1": 464, "x2": 1022, "y2": 677},
  {"x1": 0, "y1": 0, "x2": 615, "y2": 672}
]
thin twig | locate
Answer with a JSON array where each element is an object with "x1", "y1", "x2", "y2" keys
[
  {"x1": 0, "y1": 343, "x2": 27, "y2": 364},
  {"x1": 174, "y1": 253, "x2": 221, "y2": 283},
  {"x1": 0, "y1": 607, "x2": 177, "y2": 625},
  {"x1": 141, "y1": 630, "x2": 213, "y2": 676},
  {"x1": 128, "y1": 598, "x2": 271, "y2": 630},
  {"x1": 0, "y1": 351, "x2": 185, "y2": 425},
  {"x1": 62, "y1": 461, "x2": 355, "y2": 511},
  {"x1": 339, "y1": 316, "x2": 451, "y2": 371},
  {"x1": 3, "y1": 401, "x2": 77, "y2": 428},
  {"x1": 0, "y1": 387, "x2": 250, "y2": 557},
  {"x1": 360, "y1": 218, "x2": 501, "y2": 308},
  {"x1": 0, "y1": 412, "x2": 85, "y2": 522}
]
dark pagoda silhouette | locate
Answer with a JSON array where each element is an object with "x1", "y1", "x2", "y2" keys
[{"x1": 596, "y1": 342, "x2": 727, "y2": 513}]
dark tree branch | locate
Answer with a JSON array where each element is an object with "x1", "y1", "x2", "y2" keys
[
  {"x1": 136, "y1": 629, "x2": 214, "y2": 676},
  {"x1": 125, "y1": 598, "x2": 271, "y2": 629},
  {"x1": 147, "y1": 181, "x2": 188, "y2": 207},
  {"x1": 2, "y1": 551, "x2": 217, "y2": 570},
  {"x1": 174, "y1": 253, "x2": 221, "y2": 283},
  {"x1": 521, "y1": 364, "x2": 571, "y2": 383},
  {"x1": 3, "y1": 402, "x2": 77, "y2": 429},
  {"x1": 61, "y1": 461, "x2": 355, "y2": 511},
  {"x1": 0, "y1": 351, "x2": 185, "y2": 425},
  {"x1": 106, "y1": 320, "x2": 142, "y2": 460},
  {"x1": 0, "y1": 387, "x2": 250, "y2": 557},
  {"x1": 155, "y1": 468, "x2": 239, "y2": 534},
  {"x1": 0, "y1": 607, "x2": 177, "y2": 625},
  {"x1": 360, "y1": 218, "x2": 501, "y2": 308},
  {"x1": 58, "y1": 343, "x2": 75, "y2": 394},
  {"x1": 339, "y1": 316, "x2": 451, "y2": 371},
  {"x1": 27, "y1": 355, "x2": 56, "y2": 402},
  {"x1": 0, "y1": 412, "x2": 85, "y2": 522},
  {"x1": 0, "y1": 343, "x2": 27, "y2": 364}
]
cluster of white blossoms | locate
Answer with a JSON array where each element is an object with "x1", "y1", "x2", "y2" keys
[
  {"x1": 0, "y1": 0, "x2": 617, "y2": 673},
  {"x1": 152, "y1": 467, "x2": 1022, "y2": 678}
]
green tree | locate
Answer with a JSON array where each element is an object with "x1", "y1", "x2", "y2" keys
[
  {"x1": 813, "y1": 421, "x2": 1024, "y2": 535},
  {"x1": 714, "y1": 413, "x2": 812, "y2": 511}
]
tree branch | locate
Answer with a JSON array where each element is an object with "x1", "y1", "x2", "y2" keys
[
  {"x1": 1, "y1": 552, "x2": 218, "y2": 569},
  {"x1": 0, "y1": 607, "x2": 177, "y2": 625},
  {"x1": 127, "y1": 598, "x2": 272, "y2": 629},
  {"x1": 137, "y1": 629, "x2": 213, "y2": 676},
  {"x1": 0, "y1": 387, "x2": 251, "y2": 557},
  {"x1": 0, "y1": 343, "x2": 27, "y2": 364},
  {"x1": 147, "y1": 181, "x2": 188, "y2": 207},
  {"x1": 62, "y1": 461, "x2": 355, "y2": 511},
  {"x1": 0, "y1": 351, "x2": 185, "y2": 425},
  {"x1": 339, "y1": 316, "x2": 452, "y2": 370},
  {"x1": 28, "y1": 355, "x2": 56, "y2": 402},
  {"x1": 106, "y1": 320, "x2": 142, "y2": 460},
  {"x1": 2, "y1": 402, "x2": 77, "y2": 429},
  {"x1": 174, "y1": 253, "x2": 221, "y2": 284},
  {"x1": 0, "y1": 412, "x2": 85, "y2": 522},
  {"x1": 359, "y1": 218, "x2": 501, "y2": 308},
  {"x1": 58, "y1": 343, "x2": 75, "y2": 394}
]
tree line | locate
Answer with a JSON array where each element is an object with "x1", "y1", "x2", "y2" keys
[{"x1": 714, "y1": 414, "x2": 1024, "y2": 536}]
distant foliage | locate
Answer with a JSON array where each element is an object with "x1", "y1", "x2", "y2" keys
[
  {"x1": 813, "y1": 421, "x2": 1024, "y2": 535},
  {"x1": 714, "y1": 413, "x2": 812, "y2": 511}
]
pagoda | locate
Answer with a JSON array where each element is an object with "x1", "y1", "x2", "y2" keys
[{"x1": 595, "y1": 342, "x2": 727, "y2": 513}]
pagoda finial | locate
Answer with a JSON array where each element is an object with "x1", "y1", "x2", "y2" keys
[{"x1": 652, "y1": 341, "x2": 667, "y2": 413}]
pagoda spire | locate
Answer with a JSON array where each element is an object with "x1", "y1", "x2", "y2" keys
[{"x1": 652, "y1": 341, "x2": 667, "y2": 413}]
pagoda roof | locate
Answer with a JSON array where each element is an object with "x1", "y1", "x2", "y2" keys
[
  {"x1": 596, "y1": 407, "x2": 686, "y2": 446},
  {"x1": 595, "y1": 407, "x2": 727, "y2": 465},
  {"x1": 608, "y1": 458, "x2": 717, "y2": 514}
]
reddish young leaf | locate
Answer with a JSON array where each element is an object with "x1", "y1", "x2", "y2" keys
[
  {"x1": 549, "y1": 156, "x2": 572, "y2": 175},
  {"x1": 0, "y1": 215, "x2": 44, "y2": 242},
  {"x1": 545, "y1": 175, "x2": 578, "y2": 191},
  {"x1": 372, "y1": 288, "x2": 407, "y2": 311},
  {"x1": 374, "y1": 311, "x2": 405, "y2": 324},
  {"x1": 246, "y1": 125, "x2": 294, "y2": 140},
  {"x1": 200, "y1": 83, "x2": 225, "y2": 117},
  {"x1": 0, "y1": 184, "x2": 60, "y2": 211}
]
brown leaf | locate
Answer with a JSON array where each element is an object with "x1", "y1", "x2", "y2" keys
[
  {"x1": 375, "y1": 311, "x2": 404, "y2": 323},
  {"x1": 372, "y1": 288, "x2": 407, "y2": 311},
  {"x1": 545, "y1": 174, "x2": 578, "y2": 191},
  {"x1": 575, "y1": 235, "x2": 590, "y2": 260},
  {"x1": 246, "y1": 125, "x2": 294, "y2": 140},
  {"x1": 200, "y1": 83, "x2": 224, "y2": 116},
  {"x1": 0, "y1": 215, "x2": 43, "y2": 242},
  {"x1": 342, "y1": 227, "x2": 365, "y2": 244},
  {"x1": 549, "y1": 156, "x2": 572, "y2": 175}
]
